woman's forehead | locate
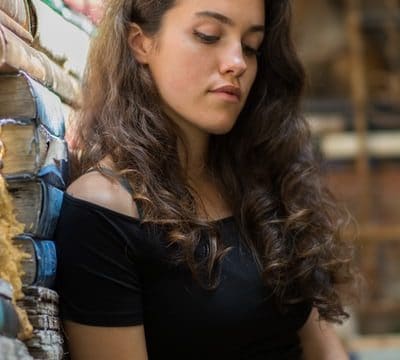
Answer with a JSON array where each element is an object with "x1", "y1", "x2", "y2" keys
[{"x1": 170, "y1": 0, "x2": 265, "y2": 26}]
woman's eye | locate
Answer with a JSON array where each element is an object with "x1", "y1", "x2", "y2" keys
[
  {"x1": 243, "y1": 45, "x2": 260, "y2": 57},
  {"x1": 193, "y1": 30, "x2": 220, "y2": 44}
]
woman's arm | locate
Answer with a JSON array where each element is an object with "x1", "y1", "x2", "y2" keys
[
  {"x1": 298, "y1": 308, "x2": 349, "y2": 360},
  {"x1": 64, "y1": 321, "x2": 148, "y2": 360}
]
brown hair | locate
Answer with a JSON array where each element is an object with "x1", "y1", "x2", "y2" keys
[{"x1": 71, "y1": 0, "x2": 358, "y2": 323}]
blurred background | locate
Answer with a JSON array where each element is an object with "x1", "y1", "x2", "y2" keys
[
  {"x1": 293, "y1": 0, "x2": 400, "y2": 358},
  {"x1": 0, "y1": 0, "x2": 399, "y2": 359}
]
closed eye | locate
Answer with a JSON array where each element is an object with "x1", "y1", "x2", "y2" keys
[
  {"x1": 243, "y1": 45, "x2": 261, "y2": 57},
  {"x1": 194, "y1": 30, "x2": 261, "y2": 57},
  {"x1": 193, "y1": 30, "x2": 220, "y2": 43}
]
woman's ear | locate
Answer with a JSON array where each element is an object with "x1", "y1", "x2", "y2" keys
[{"x1": 127, "y1": 23, "x2": 153, "y2": 64}]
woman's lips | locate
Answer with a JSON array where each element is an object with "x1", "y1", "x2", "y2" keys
[{"x1": 210, "y1": 85, "x2": 241, "y2": 103}]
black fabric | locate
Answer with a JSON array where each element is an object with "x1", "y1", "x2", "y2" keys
[{"x1": 55, "y1": 193, "x2": 312, "y2": 359}]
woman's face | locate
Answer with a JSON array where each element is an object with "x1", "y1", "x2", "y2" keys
[{"x1": 145, "y1": 0, "x2": 265, "y2": 135}]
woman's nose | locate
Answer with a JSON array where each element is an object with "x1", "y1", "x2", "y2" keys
[{"x1": 219, "y1": 44, "x2": 247, "y2": 78}]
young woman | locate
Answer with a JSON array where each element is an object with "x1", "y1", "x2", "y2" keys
[{"x1": 55, "y1": 0, "x2": 357, "y2": 359}]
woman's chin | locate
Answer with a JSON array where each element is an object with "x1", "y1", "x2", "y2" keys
[{"x1": 202, "y1": 118, "x2": 237, "y2": 135}]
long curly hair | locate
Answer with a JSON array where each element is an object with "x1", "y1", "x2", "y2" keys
[{"x1": 71, "y1": 0, "x2": 358, "y2": 323}]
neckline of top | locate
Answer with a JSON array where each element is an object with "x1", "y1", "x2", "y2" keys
[{"x1": 63, "y1": 192, "x2": 235, "y2": 225}]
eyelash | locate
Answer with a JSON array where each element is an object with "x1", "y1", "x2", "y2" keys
[{"x1": 193, "y1": 30, "x2": 261, "y2": 57}]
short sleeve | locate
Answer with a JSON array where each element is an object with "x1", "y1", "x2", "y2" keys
[{"x1": 54, "y1": 193, "x2": 144, "y2": 326}]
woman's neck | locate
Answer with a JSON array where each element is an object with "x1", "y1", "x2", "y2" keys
[{"x1": 176, "y1": 124, "x2": 210, "y2": 180}]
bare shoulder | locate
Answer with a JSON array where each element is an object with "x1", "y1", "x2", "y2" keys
[{"x1": 66, "y1": 171, "x2": 139, "y2": 219}]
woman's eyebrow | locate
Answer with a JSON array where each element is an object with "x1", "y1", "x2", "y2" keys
[{"x1": 195, "y1": 10, "x2": 265, "y2": 33}]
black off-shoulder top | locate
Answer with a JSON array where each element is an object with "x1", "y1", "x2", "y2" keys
[{"x1": 54, "y1": 192, "x2": 312, "y2": 360}]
